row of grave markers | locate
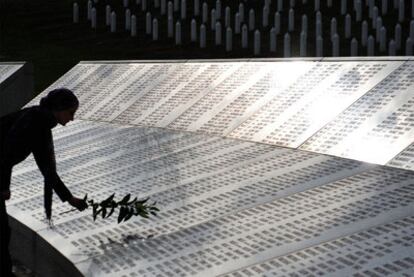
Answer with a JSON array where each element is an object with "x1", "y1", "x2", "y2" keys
[{"x1": 73, "y1": 0, "x2": 414, "y2": 56}]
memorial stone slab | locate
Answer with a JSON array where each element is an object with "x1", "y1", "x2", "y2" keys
[
  {"x1": 168, "y1": 62, "x2": 314, "y2": 136},
  {"x1": 13, "y1": 59, "x2": 414, "y2": 276},
  {"x1": 387, "y1": 143, "x2": 414, "y2": 171},
  {"x1": 301, "y1": 61, "x2": 414, "y2": 164},
  {"x1": 229, "y1": 61, "x2": 401, "y2": 148},
  {"x1": 69, "y1": 166, "x2": 413, "y2": 276}
]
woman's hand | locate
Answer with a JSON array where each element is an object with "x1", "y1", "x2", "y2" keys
[{"x1": 68, "y1": 196, "x2": 88, "y2": 211}]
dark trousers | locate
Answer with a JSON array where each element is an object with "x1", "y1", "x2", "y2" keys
[{"x1": 0, "y1": 198, "x2": 13, "y2": 276}]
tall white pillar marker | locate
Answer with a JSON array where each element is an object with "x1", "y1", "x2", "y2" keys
[
  {"x1": 395, "y1": 23, "x2": 402, "y2": 50},
  {"x1": 361, "y1": 20, "x2": 368, "y2": 46},
  {"x1": 153, "y1": 19, "x2": 159, "y2": 40},
  {"x1": 200, "y1": 24, "x2": 206, "y2": 48},
  {"x1": 242, "y1": 24, "x2": 248, "y2": 48},
  {"x1": 332, "y1": 33, "x2": 340, "y2": 56},
  {"x1": 249, "y1": 9, "x2": 255, "y2": 31},
  {"x1": 91, "y1": 8, "x2": 97, "y2": 28},
  {"x1": 388, "y1": 40, "x2": 396, "y2": 56},
  {"x1": 351, "y1": 38, "x2": 358, "y2": 56},
  {"x1": 106, "y1": 5, "x2": 111, "y2": 26},
  {"x1": 175, "y1": 21, "x2": 182, "y2": 45},
  {"x1": 254, "y1": 30, "x2": 261, "y2": 55},
  {"x1": 284, "y1": 33, "x2": 291, "y2": 57},
  {"x1": 110, "y1": 12, "x2": 116, "y2": 32},
  {"x1": 146, "y1": 12, "x2": 152, "y2": 35},
  {"x1": 202, "y1": 3, "x2": 208, "y2": 23},
  {"x1": 235, "y1": 13, "x2": 241, "y2": 34},
  {"x1": 73, "y1": 3, "x2": 79, "y2": 23},
  {"x1": 215, "y1": 22, "x2": 222, "y2": 45},
  {"x1": 288, "y1": 9, "x2": 295, "y2": 31},
  {"x1": 263, "y1": 6, "x2": 269, "y2": 27},
  {"x1": 125, "y1": 9, "x2": 131, "y2": 31},
  {"x1": 345, "y1": 14, "x2": 352, "y2": 38},
  {"x1": 300, "y1": 31, "x2": 307, "y2": 56},
  {"x1": 181, "y1": 0, "x2": 187, "y2": 19},
  {"x1": 131, "y1": 15, "x2": 137, "y2": 37},
  {"x1": 367, "y1": 35, "x2": 375, "y2": 56},
  {"x1": 270, "y1": 28, "x2": 277, "y2": 52},
  {"x1": 316, "y1": 35, "x2": 323, "y2": 56},
  {"x1": 191, "y1": 19, "x2": 197, "y2": 42},
  {"x1": 226, "y1": 27, "x2": 233, "y2": 52}
]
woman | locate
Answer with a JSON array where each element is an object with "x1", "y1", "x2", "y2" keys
[{"x1": 0, "y1": 88, "x2": 88, "y2": 277}]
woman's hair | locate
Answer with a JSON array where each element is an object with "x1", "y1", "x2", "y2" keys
[{"x1": 39, "y1": 88, "x2": 79, "y2": 111}]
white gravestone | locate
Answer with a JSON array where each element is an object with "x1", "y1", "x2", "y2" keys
[
  {"x1": 194, "y1": 0, "x2": 199, "y2": 16},
  {"x1": 235, "y1": 13, "x2": 241, "y2": 34},
  {"x1": 191, "y1": 19, "x2": 197, "y2": 42},
  {"x1": 332, "y1": 33, "x2": 340, "y2": 56},
  {"x1": 274, "y1": 12, "x2": 281, "y2": 34},
  {"x1": 263, "y1": 6, "x2": 269, "y2": 27},
  {"x1": 388, "y1": 40, "x2": 396, "y2": 55},
  {"x1": 131, "y1": 15, "x2": 137, "y2": 37},
  {"x1": 351, "y1": 38, "x2": 358, "y2": 56},
  {"x1": 181, "y1": 0, "x2": 187, "y2": 19},
  {"x1": 242, "y1": 24, "x2": 248, "y2": 48},
  {"x1": 300, "y1": 31, "x2": 307, "y2": 56},
  {"x1": 379, "y1": 27, "x2": 387, "y2": 52},
  {"x1": 73, "y1": 3, "x2": 79, "y2": 23},
  {"x1": 316, "y1": 35, "x2": 323, "y2": 56},
  {"x1": 168, "y1": 16, "x2": 174, "y2": 37},
  {"x1": 153, "y1": 19, "x2": 159, "y2": 40},
  {"x1": 289, "y1": 9, "x2": 295, "y2": 31},
  {"x1": 146, "y1": 12, "x2": 152, "y2": 35},
  {"x1": 226, "y1": 27, "x2": 232, "y2": 52},
  {"x1": 215, "y1": 22, "x2": 222, "y2": 45},
  {"x1": 361, "y1": 20, "x2": 368, "y2": 47},
  {"x1": 125, "y1": 9, "x2": 131, "y2": 31},
  {"x1": 175, "y1": 21, "x2": 182, "y2": 44},
  {"x1": 395, "y1": 23, "x2": 402, "y2": 50},
  {"x1": 225, "y1": 7, "x2": 231, "y2": 28},
  {"x1": 345, "y1": 14, "x2": 352, "y2": 38},
  {"x1": 91, "y1": 8, "x2": 97, "y2": 29},
  {"x1": 270, "y1": 28, "x2": 277, "y2": 52},
  {"x1": 249, "y1": 9, "x2": 255, "y2": 31},
  {"x1": 211, "y1": 9, "x2": 216, "y2": 30},
  {"x1": 216, "y1": 0, "x2": 221, "y2": 19},
  {"x1": 284, "y1": 33, "x2": 291, "y2": 57},
  {"x1": 254, "y1": 30, "x2": 261, "y2": 55},
  {"x1": 110, "y1": 11, "x2": 116, "y2": 32},
  {"x1": 367, "y1": 35, "x2": 375, "y2": 55},
  {"x1": 202, "y1": 3, "x2": 208, "y2": 23},
  {"x1": 200, "y1": 24, "x2": 206, "y2": 48}
]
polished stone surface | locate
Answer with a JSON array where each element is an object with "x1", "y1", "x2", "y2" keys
[{"x1": 14, "y1": 59, "x2": 414, "y2": 276}]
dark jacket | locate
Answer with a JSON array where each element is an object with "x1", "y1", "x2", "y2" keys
[{"x1": 0, "y1": 106, "x2": 72, "y2": 202}]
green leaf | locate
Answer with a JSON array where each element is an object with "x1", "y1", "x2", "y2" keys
[
  {"x1": 128, "y1": 197, "x2": 137, "y2": 205},
  {"x1": 118, "y1": 206, "x2": 128, "y2": 223},
  {"x1": 124, "y1": 208, "x2": 134, "y2": 222},
  {"x1": 119, "y1": 194, "x2": 131, "y2": 205},
  {"x1": 92, "y1": 204, "x2": 99, "y2": 221},
  {"x1": 107, "y1": 205, "x2": 116, "y2": 218},
  {"x1": 101, "y1": 207, "x2": 107, "y2": 219},
  {"x1": 137, "y1": 198, "x2": 149, "y2": 205},
  {"x1": 101, "y1": 193, "x2": 115, "y2": 207}
]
